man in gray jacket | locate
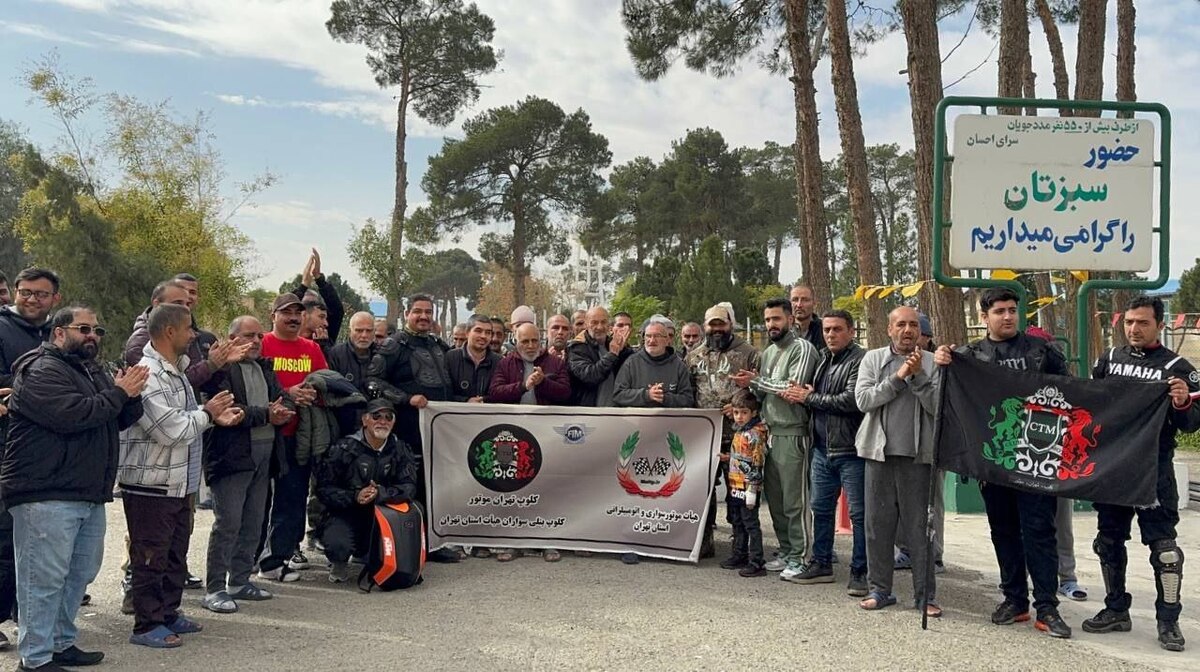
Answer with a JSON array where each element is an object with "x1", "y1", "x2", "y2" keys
[
  {"x1": 614, "y1": 316, "x2": 694, "y2": 409},
  {"x1": 853, "y1": 306, "x2": 940, "y2": 617},
  {"x1": 732, "y1": 298, "x2": 818, "y2": 582}
]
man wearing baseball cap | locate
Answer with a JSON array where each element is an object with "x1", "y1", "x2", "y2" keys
[
  {"x1": 257, "y1": 293, "x2": 328, "y2": 583},
  {"x1": 688, "y1": 302, "x2": 760, "y2": 558},
  {"x1": 315, "y1": 399, "x2": 416, "y2": 583}
]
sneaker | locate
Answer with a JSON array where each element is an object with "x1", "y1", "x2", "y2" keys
[
  {"x1": 288, "y1": 550, "x2": 311, "y2": 570},
  {"x1": 1081, "y1": 608, "x2": 1132, "y2": 634},
  {"x1": 764, "y1": 558, "x2": 788, "y2": 572},
  {"x1": 0, "y1": 631, "x2": 8, "y2": 651},
  {"x1": 991, "y1": 600, "x2": 1031, "y2": 625},
  {"x1": 184, "y1": 574, "x2": 203, "y2": 589},
  {"x1": 1157, "y1": 620, "x2": 1186, "y2": 652},
  {"x1": 51, "y1": 645, "x2": 104, "y2": 666},
  {"x1": 793, "y1": 563, "x2": 835, "y2": 584},
  {"x1": 934, "y1": 561, "x2": 945, "y2": 575},
  {"x1": 893, "y1": 550, "x2": 912, "y2": 570},
  {"x1": 847, "y1": 572, "x2": 869, "y2": 597},
  {"x1": 738, "y1": 564, "x2": 767, "y2": 578},
  {"x1": 779, "y1": 562, "x2": 806, "y2": 583},
  {"x1": 257, "y1": 566, "x2": 301, "y2": 583},
  {"x1": 1035, "y1": 611, "x2": 1073, "y2": 639},
  {"x1": 428, "y1": 548, "x2": 461, "y2": 563},
  {"x1": 18, "y1": 662, "x2": 68, "y2": 671},
  {"x1": 621, "y1": 553, "x2": 640, "y2": 565},
  {"x1": 719, "y1": 556, "x2": 748, "y2": 570},
  {"x1": 328, "y1": 562, "x2": 352, "y2": 584}
]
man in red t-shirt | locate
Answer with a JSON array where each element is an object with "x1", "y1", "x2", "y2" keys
[{"x1": 256, "y1": 293, "x2": 326, "y2": 582}]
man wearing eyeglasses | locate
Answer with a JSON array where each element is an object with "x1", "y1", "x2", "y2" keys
[
  {"x1": 0, "y1": 267, "x2": 62, "y2": 654},
  {"x1": 1, "y1": 305, "x2": 146, "y2": 669},
  {"x1": 314, "y1": 399, "x2": 416, "y2": 583}
]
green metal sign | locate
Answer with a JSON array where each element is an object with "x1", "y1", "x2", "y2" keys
[{"x1": 933, "y1": 96, "x2": 1171, "y2": 375}]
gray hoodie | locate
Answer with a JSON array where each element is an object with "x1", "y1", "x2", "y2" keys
[{"x1": 613, "y1": 348, "x2": 695, "y2": 408}]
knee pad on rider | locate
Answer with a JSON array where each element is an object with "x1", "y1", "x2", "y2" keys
[
  {"x1": 1093, "y1": 535, "x2": 1127, "y2": 564},
  {"x1": 1150, "y1": 539, "x2": 1184, "y2": 605}
]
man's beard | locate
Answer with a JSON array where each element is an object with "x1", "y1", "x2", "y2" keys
[
  {"x1": 519, "y1": 350, "x2": 539, "y2": 363},
  {"x1": 370, "y1": 427, "x2": 391, "y2": 441},
  {"x1": 768, "y1": 327, "x2": 787, "y2": 343},
  {"x1": 705, "y1": 331, "x2": 733, "y2": 351},
  {"x1": 68, "y1": 341, "x2": 98, "y2": 360}
]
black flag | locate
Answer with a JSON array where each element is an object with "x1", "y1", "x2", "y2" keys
[{"x1": 936, "y1": 352, "x2": 1169, "y2": 507}]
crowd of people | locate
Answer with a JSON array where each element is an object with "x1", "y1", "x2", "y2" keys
[{"x1": 0, "y1": 254, "x2": 1191, "y2": 670}]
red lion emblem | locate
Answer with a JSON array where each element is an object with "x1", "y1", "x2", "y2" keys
[{"x1": 1058, "y1": 408, "x2": 1100, "y2": 480}]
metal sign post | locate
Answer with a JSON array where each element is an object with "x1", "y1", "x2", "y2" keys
[{"x1": 933, "y1": 96, "x2": 1171, "y2": 375}]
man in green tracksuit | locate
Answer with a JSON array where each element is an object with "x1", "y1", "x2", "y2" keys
[{"x1": 733, "y1": 297, "x2": 818, "y2": 582}]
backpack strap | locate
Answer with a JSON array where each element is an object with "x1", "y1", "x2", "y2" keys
[{"x1": 357, "y1": 565, "x2": 374, "y2": 593}]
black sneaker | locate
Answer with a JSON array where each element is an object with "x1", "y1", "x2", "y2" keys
[
  {"x1": 287, "y1": 550, "x2": 311, "y2": 570},
  {"x1": 428, "y1": 548, "x2": 461, "y2": 564},
  {"x1": 991, "y1": 600, "x2": 1031, "y2": 625},
  {"x1": 19, "y1": 663, "x2": 68, "y2": 672},
  {"x1": 847, "y1": 572, "x2": 869, "y2": 597},
  {"x1": 738, "y1": 564, "x2": 767, "y2": 578},
  {"x1": 184, "y1": 574, "x2": 203, "y2": 589},
  {"x1": 793, "y1": 563, "x2": 835, "y2": 585},
  {"x1": 719, "y1": 556, "x2": 748, "y2": 570},
  {"x1": 1082, "y1": 608, "x2": 1132, "y2": 633},
  {"x1": 1157, "y1": 620, "x2": 1185, "y2": 652},
  {"x1": 52, "y1": 645, "x2": 105, "y2": 666},
  {"x1": 1035, "y1": 611, "x2": 1073, "y2": 639}
]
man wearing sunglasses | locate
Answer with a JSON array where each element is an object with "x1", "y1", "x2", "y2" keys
[
  {"x1": 2, "y1": 305, "x2": 146, "y2": 669},
  {"x1": 314, "y1": 399, "x2": 416, "y2": 583}
]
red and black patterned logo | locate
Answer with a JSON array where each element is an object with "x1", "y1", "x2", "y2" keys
[{"x1": 467, "y1": 424, "x2": 542, "y2": 492}]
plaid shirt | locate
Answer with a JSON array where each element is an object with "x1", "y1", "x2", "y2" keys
[{"x1": 118, "y1": 342, "x2": 211, "y2": 498}]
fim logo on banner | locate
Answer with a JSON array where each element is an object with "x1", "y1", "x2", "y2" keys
[
  {"x1": 553, "y1": 423, "x2": 595, "y2": 444},
  {"x1": 617, "y1": 431, "x2": 686, "y2": 499},
  {"x1": 468, "y1": 424, "x2": 543, "y2": 493},
  {"x1": 985, "y1": 385, "x2": 1101, "y2": 481}
]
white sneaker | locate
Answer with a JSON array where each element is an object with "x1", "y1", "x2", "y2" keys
[
  {"x1": 256, "y1": 566, "x2": 300, "y2": 583},
  {"x1": 780, "y1": 562, "x2": 806, "y2": 582},
  {"x1": 765, "y1": 558, "x2": 788, "y2": 572}
]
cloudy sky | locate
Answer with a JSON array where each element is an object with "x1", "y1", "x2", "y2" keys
[{"x1": 2, "y1": 0, "x2": 1197, "y2": 300}]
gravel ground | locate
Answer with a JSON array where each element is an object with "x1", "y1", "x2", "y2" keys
[{"x1": 7, "y1": 500, "x2": 1196, "y2": 671}]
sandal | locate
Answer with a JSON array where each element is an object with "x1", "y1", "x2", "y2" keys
[
  {"x1": 543, "y1": 549, "x2": 562, "y2": 563},
  {"x1": 496, "y1": 550, "x2": 516, "y2": 562},
  {"x1": 1058, "y1": 581, "x2": 1088, "y2": 601},
  {"x1": 167, "y1": 615, "x2": 203, "y2": 634},
  {"x1": 201, "y1": 592, "x2": 238, "y2": 614},
  {"x1": 129, "y1": 625, "x2": 182, "y2": 649},
  {"x1": 859, "y1": 591, "x2": 897, "y2": 610},
  {"x1": 228, "y1": 582, "x2": 272, "y2": 601}
]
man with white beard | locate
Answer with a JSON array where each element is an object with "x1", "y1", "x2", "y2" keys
[{"x1": 314, "y1": 399, "x2": 417, "y2": 583}]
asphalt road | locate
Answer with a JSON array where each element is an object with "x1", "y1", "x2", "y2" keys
[{"x1": 6, "y1": 501, "x2": 1197, "y2": 671}]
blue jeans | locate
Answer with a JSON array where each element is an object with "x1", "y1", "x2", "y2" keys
[
  {"x1": 10, "y1": 501, "x2": 106, "y2": 668},
  {"x1": 810, "y1": 447, "x2": 866, "y2": 574},
  {"x1": 259, "y1": 438, "x2": 310, "y2": 572}
]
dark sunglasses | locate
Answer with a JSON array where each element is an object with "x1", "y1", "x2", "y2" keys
[
  {"x1": 368, "y1": 411, "x2": 395, "y2": 421},
  {"x1": 65, "y1": 324, "x2": 107, "y2": 337}
]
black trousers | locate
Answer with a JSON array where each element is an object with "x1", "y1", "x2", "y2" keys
[
  {"x1": 982, "y1": 483, "x2": 1060, "y2": 616},
  {"x1": 323, "y1": 509, "x2": 373, "y2": 564},
  {"x1": 0, "y1": 510, "x2": 16, "y2": 623},
  {"x1": 728, "y1": 496, "x2": 764, "y2": 566}
]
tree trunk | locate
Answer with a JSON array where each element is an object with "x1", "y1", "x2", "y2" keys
[
  {"x1": 389, "y1": 93, "x2": 410, "y2": 325},
  {"x1": 1067, "y1": 0, "x2": 1108, "y2": 364},
  {"x1": 772, "y1": 231, "x2": 783, "y2": 279},
  {"x1": 512, "y1": 205, "x2": 528, "y2": 307},
  {"x1": 826, "y1": 0, "x2": 886, "y2": 346},
  {"x1": 1110, "y1": 0, "x2": 1136, "y2": 347},
  {"x1": 1034, "y1": 0, "x2": 1071, "y2": 104},
  {"x1": 901, "y1": 0, "x2": 967, "y2": 346},
  {"x1": 997, "y1": 0, "x2": 1029, "y2": 114},
  {"x1": 784, "y1": 0, "x2": 832, "y2": 310}
]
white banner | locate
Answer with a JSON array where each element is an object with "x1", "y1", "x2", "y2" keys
[
  {"x1": 949, "y1": 114, "x2": 1155, "y2": 271},
  {"x1": 420, "y1": 403, "x2": 722, "y2": 562}
]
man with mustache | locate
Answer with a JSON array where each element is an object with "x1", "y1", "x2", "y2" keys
[
  {"x1": 680, "y1": 322, "x2": 703, "y2": 354},
  {"x1": 2, "y1": 305, "x2": 146, "y2": 669},
  {"x1": 545, "y1": 314, "x2": 573, "y2": 360},
  {"x1": 854, "y1": 306, "x2": 939, "y2": 617},
  {"x1": 688, "y1": 302, "x2": 759, "y2": 559},
  {"x1": 790, "y1": 284, "x2": 826, "y2": 351},
  {"x1": 566, "y1": 306, "x2": 633, "y2": 407},
  {"x1": 256, "y1": 294, "x2": 327, "y2": 582},
  {"x1": 732, "y1": 298, "x2": 817, "y2": 582},
  {"x1": 367, "y1": 294, "x2": 458, "y2": 563}
]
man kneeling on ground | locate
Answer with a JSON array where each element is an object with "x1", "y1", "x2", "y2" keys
[{"x1": 315, "y1": 399, "x2": 416, "y2": 583}]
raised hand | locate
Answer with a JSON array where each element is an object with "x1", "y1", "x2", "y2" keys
[
  {"x1": 204, "y1": 390, "x2": 235, "y2": 418},
  {"x1": 115, "y1": 365, "x2": 150, "y2": 397},
  {"x1": 897, "y1": 350, "x2": 924, "y2": 380},
  {"x1": 287, "y1": 384, "x2": 317, "y2": 407},
  {"x1": 268, "y1": 396, "x2": 294, "y2": 426},
  {"x1": 933, "y1": 344, "x2": 956, "y2": 367},
  {"x1": 213, "y1": 407, "x2": 245, "y2": 427}
]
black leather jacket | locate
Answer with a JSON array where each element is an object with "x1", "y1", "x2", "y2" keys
[
  {"x1": 806, "y1": 343, "x2": 866, "y2": 459},
  {"x1": 366, "y1": 330, "x2": 453, "y2": 450}
]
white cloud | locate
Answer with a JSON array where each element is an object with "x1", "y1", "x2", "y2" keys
[
  {"x1": 0, "y1": 19, "x2": 92, "y2": 46},
  {"x1": 88, "y1": 30, "x2": 201, "y2": 57}
]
